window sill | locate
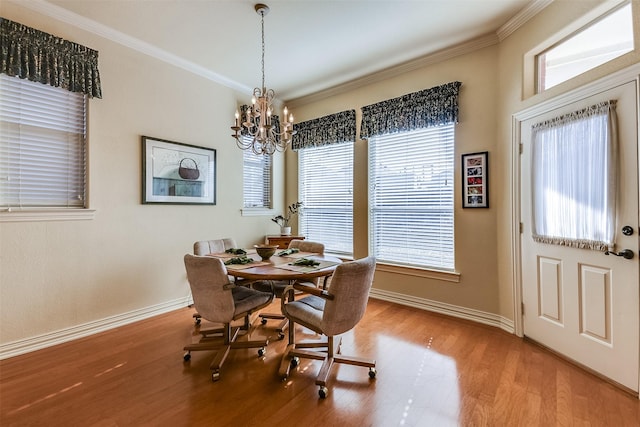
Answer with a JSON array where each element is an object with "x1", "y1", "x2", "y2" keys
[
  {"x1": 241, "y1": 207, "x2": 275, "y2": 217},
  {"x1": 0, "y1": 209, "x2": 96, "y2": 222},
  {"x1": 376, "y1": 262, "x2": 461, "y2": 283}
]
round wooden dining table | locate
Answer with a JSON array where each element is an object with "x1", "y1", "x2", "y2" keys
[{"x1": 222, "y1": 251, "x2": 342, "y2": 283}]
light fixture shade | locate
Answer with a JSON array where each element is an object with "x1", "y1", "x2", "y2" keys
[{"x1": 231, "y1": 3, "x2": 295, "y2": 155}]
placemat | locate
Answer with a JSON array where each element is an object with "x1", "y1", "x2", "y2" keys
[
  {"x1": 224, "y1": 260, "x2": 270, "y2": 270},
  {"x1": 275, "y1": 259, "x2": 340, "y2": 273}
]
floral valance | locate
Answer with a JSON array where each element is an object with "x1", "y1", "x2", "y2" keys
[
  {"x1": 0, "y1": 17, "x2": 102, "y2": 98},
  {"x1": 360, "y1": 81, "x2": 461, "y2": 139},
  {"x1": 292, "y1": 109, "x2": 356, "y2": 150}
]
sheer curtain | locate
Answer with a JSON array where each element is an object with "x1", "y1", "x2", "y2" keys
[{"x1": 531, "y1": 100, "x2": 618, "y2": 251}]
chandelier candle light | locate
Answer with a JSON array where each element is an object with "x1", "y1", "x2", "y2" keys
[{"x1": 231, "y1": 3, "x2": 295, "y2": 155}]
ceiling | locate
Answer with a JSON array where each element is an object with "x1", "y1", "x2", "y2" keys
[{"x1": 36, "y1": 0, "x2": 543, "y2": 102}]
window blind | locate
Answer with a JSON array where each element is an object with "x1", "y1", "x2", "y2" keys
[
  {"x1": 0, "y1": 74, "x2": 87, "y2": 209},
  {"x1": 243, "y1": 140, "x2": 272, "y2": 209},
  {"x1": 369, "y1": 125, "x2": 455, "y2": 270},
  {"x1": 299, "y1": 142, "x2": 353, "y2": 256}
]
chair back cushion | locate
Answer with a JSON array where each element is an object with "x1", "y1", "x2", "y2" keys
[
  {"x1": 184, "y1": 254, "x2": 235, "y2": 323},
  {"x1": 193, "y1": 238, "x2": 237, "y2": 255},
  {"x1": 288, "y1": 239, "x2": 324, "y2": 254},
  {"x1": 321, "y1": 256, "x2": 376, "y2": 336}
]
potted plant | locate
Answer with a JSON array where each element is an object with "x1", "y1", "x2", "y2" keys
[{"x1": 271, "y1": 202, "x2": 302, "y2": 235}]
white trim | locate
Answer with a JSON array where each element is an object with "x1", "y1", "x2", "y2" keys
[
  {"x1": 9, "y1": 0, "x2": 252, "y2": 96},
  {"x1": 0, "y1": 296, "x2": 192, "y2": 360},
  {"x1": 370, "y1": 288, "x2": 514, "y2": 334},
  {"x1": 11, "y1": 0, "x2": 544, "y2": 107},
  {"x1": 241, "y1": 207, "x2": 276, "y2": 217},
  {"x1": 497, "y1": 0, "x2": 554, "y2": 41},
  {"x1": 376, "y1": 263, "x2": 461, "y2": 283},
  {"x1": 511, "y1": 62, "x2": 640, "y2": 370},
  {"x1": 0, "y1": 209, "x2": 96, "y2": 222}
]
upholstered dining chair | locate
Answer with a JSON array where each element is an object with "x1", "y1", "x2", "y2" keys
[
  {"x1": 192, "y1": 238, "x2": 240, "y2": 325},
  {"x1": 278, "y1": 256, "x2": 377, "y2": 398},
  {"x1": 182, "y1": 254, "x2": 273, "y2": 382},
  {"x1": 251, "y1": 239, "x2": 325, "y2": 339},
  {"x1": 193, "y1": 238, "x2": 237, "y2": 257}
]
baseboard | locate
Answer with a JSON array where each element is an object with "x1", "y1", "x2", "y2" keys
[
  {"x1": 369, "y1": 288, "x2": 515, "y2": 334},
  {"x1": 1, "y1": 291, "x2": 515, "y2": 360},
  {"x1": 0, "y1": 296, "x2": 192, "y2": 360}
]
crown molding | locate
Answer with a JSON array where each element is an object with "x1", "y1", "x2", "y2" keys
[
  {"x1": 8, "y1": 0, "x2": 253, "y2": 95},
  {"x1": 12, "y1": 0, "x2": 548, "y2": 105},
  {"x1": 287, "y1": 33, "x2": 499, "y2": 108},
  {"x1": 497, "y1": 0, "x2": 554, "y2": 41}
]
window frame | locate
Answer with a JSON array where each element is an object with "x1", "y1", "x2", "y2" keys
[
  {"x1": 298, "y1": 142, "x2": 354, "y2": 257},
  {"x1": 368, "y1": 124, "x2": 457, "y2": 274},
  {"x1": 0, "y1": 74, "x2": 95, "y2": 222},
  {"x1": 535, "y1": 1, "x2": 634, "y2": 94},
  {"x1": 241, "y1": 136, "x2": 274, "y2": 216}
]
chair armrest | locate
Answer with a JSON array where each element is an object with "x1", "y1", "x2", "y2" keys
[
  {"x1": 292, "y1": 282, "x2": 334, "y2": 300},
  {"x1": 281, "y1": 283, "x2": 334, "y2": 314}
]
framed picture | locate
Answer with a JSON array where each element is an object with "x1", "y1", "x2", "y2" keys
[
  {"x1": 142, "y1": 136, "x2": 216, "y2": 205},
  {"x1": 462, "y1": 151, "x2": 488, "y2": 208}
]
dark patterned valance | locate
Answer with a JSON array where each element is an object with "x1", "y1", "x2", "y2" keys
[
  {"x1": 292, "y1": 109, "x2": 356, "y2": 150},
  {"x1": 0, "y1": 18, "x2": 102, "y2": 98},
  {"x1": 360, "y1": 81, "x2": 461, "y2": 139}
]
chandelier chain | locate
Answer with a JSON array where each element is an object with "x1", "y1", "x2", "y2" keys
[
  {"x1": 231, "y1": 3, "x2": 295, "y2": 155},
  {"x1": 260, "y1": 9, "x2": 265, "y2": 90}
]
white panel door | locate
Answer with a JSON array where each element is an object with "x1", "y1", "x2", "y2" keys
[{"x1": 520, "y1": 80, "x2": 639, "y2": 392}]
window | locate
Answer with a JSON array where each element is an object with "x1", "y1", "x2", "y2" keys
[
  {"x1": 242, "y1": 140, "x2": 272, "y2": 210},
  {"x1": 369, "y1": 125, "x2": 455, "y2": 270},
  {"x1": 531, "y1": 101, "x2": 617, "y2": 250},
  {"x1": 536, "y1": 2, "x2": 633, "y2": 92},
  {"x1": 299, "y1": 142, "x2": 353, "y2": 256},
  {"x1": 0, "y1": 74, "x2": 87, "y2": 210}
]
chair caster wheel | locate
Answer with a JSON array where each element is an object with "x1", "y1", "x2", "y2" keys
[
  {"x1": 183, "y1": 352, "x2": 191, "y2": 362},
  {"x1": 258, "y1": 347, "x2": 266, "y2": 357},
  {"x1": 369, "y1": 367, "x2": 377, "y2": 379},
  {"x1": 277, "y1": 333, "x2": 285, "y2": 340},
  {"x1": 318, "y1": 386, "x2": 328, "y2": 399},
  {"x1": 211, "y1": 371, "x2": 221, "y2": 382},
  {"x1": 194, "y1": 318, "x2": 201, "y2": 326},
  {"x1": 290, "y1": 357, "x2": 299, "y2": 367},
  {"x1": 261, "y1": 318, "x2": 268, "y2": 325}
]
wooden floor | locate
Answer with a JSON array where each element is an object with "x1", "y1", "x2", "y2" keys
[{"x1": 1, "y1": 299, "x2": 639, "y2": 426}]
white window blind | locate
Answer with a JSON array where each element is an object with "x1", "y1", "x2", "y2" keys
[
  {"x1": 369, "y1": 125, "x2": 455, "y2": 270},
  {"x1": 243, "y1": 140, "x2": 272, "y2": 209},
  {"x1": 299, "y1": 142, "x2": 353, "y2": 256},
  {"x1": 0, "y1": 74, "x2": 87, "y2": 209}
]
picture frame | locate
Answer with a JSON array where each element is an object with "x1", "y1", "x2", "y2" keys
[
  {"x1": 142, "y1": 136, "x2": 216, "y2": 205},
  {"x1": 462, "y1": 151, "x2": 488, "y2": 208}
]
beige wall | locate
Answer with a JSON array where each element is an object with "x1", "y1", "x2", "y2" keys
[
  {"x1": 0, "y1": 2, "x2": 285, "y2": 346},
  {"x1": 285, "y1": 0, "x2": 640, "y2": 324},
  {"x1": 1, "y1": 0, "x2": 638, "y2": 352},
  {"x1": 286, "y1": 47, "x2": 502, "y2": 315},
  {"x1": 495, "y1": 0, "x2": 640, "y2": 321}
]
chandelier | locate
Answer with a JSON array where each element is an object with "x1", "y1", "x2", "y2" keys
[{"x1": 231, "y1": 3, "x2": 295, "y2": 155}]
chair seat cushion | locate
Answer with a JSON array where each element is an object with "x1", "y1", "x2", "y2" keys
[
  {"x1": 283, "y1": 295, "x2": 325, "y2": 328},
  {"x1": 232, "y1": 286, "x2": 272, "y2": 315}
]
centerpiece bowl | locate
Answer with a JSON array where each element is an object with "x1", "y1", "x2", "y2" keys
[{"x1": 254, "y1": 244, "x2": 278, "y2": 260}]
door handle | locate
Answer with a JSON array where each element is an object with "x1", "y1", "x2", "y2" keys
[{"x1": 604, "y1": 249, "x2": 635, "y2": 260}]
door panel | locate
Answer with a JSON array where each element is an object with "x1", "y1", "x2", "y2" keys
[{"x1": 520, "y1": 81, "x2": 639, "y2": 392}]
